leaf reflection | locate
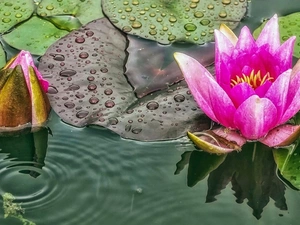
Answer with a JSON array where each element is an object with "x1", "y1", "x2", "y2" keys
[
  {"x1": 0, "y1": 127, "x2": 49, "y2": 178},
  {"x1": 175, "y1": 142, "x2": 288, "y2": 219}
]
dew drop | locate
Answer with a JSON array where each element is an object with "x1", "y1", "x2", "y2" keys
[
  {"x1": 79, "y1": 52, "x2": 89, "y2": 59},
  {"x1": 122, "y1": 26, "x2": 132, "y2": 32},
  {"x1": 132, "y1": 21, "x2": 142, "y2": 29},
  {"x1": 146, "y1": 101, "x2": 159, "y2": 110},
  {"x1": 76, "y1": 110, "x2": 89, "y2": 118},
  {"x1": 200, "y1": 19, "x2": 211, "y2": 26},
  {"x1": 104, "y1": 88, "x2": 113, "y2": 95},
  {"x1": 125, "y1": 124, "x2": 132, "y2": 132},
  {"x1": 48, "y1": 63, "x2": 54, "y2": 69},
  {"x1": 48, "y1": 86, "x2": 58, "y2": 94},
  {"x1": 53, "y1": 54, "x2": 65, "y2": 61},
  {"x1": 75, "y1": 36, "x2": 85, "y2": 43},
  {"x1": 87, "y1": 83, "x2": 97, "y2": 91},
  {"x1": 75, "y1": 93, "x2": 85, "y2": 99},
  {"x1": 86, "y1": 31, "x2": 94, "y2": 37},
  {"x1": 109, "y1": 117, "x2": 118, "y2": 125},
  {"x1": 89, "y1": 97, "x2": 99, "y2": 104},
  {"x1": 132, "y1": 128, "x2": 142, "y2": 134},
  {"x1": 59, "y1": 69, "x2": 77, "y2": 77},
  {"x1": 174, "y1": 94, "x2": 185, "y2": 102},
  {"x1": 87, "y1": 76, "x2": 95, "y2": 81},
  {"x1": 66, "y1": 84, "x2": 80, "y2": 91},
  {"x1": 89, "y1": 69, "x2": 96, "y2": 74},
  {"x1": 46, "y1": 5, "x2": 54, "y2": 10},
  {"x1": 2, "y1": 18, "x2": 11, "y2": 23},
  {"x1": 100, "y1": 67, "x2": 108, "y2": 73},
  {"x1": 184, "y1": 23, "x2": 197, "y2": 32},
  {"x1": 126, "y1": 109, "x2": 134, "y2": 114},
  {"x1": 105, "y1": 100, "x2": 115, "y2": 108},
  {"x1": 64, "y1": 102, "x2": 75, "y2": 109}
]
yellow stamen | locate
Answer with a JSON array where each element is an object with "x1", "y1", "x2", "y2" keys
[{"x1": 230, "y1": 70, "x2": 274, "y2": 89}]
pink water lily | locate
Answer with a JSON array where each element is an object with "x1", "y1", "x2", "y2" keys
[{"x1": 174, "y1": 15, "x2": 300, "y2": 149}]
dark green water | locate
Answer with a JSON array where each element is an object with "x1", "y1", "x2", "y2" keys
[
  {"x1": 1, "y1": 112, "x2": 300, "y2": 225},
  {"x1": 1, "y1": 0, "x2": 300, "y2": 224}
]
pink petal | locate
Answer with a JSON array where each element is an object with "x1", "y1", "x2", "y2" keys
[
  {"x1": 174, "y1": 52, "x2": 236, "y2": 128},
  {"x1": 256, "y1": 15, "x2": 281, "y2": 54},
  {"x1": 260, "y1": 124, "x2": 300, "y2": 147},
  {"x1": 215, "y1": 53, "x2": 232, "y2": 90},
  {"x1": 280, "y1": 61, "x2": 300, "y2": 123},
  {"x1": 230, "y1": 82, "x2": 255, "y2": 107},
  {"x1": 265, "y1": 70, "x2": 291, "y2": 122},
  {"x1": 233, "y1": 26, "x2": 257, "y2": 57},
  {"x1": 234, "y1": 95, "x2": 278, "y2": 140},
  {"x1": 212, "y1": 127, "x2": 247, "y2": 147},
  {"x1": 219, "y1": 24, "x2": 238, "y2": 45},
  {"x1": 274, "y1": 36, "x2": 296, "y2": 72},
  {"x1": 214, "y1": 29, "x2": 235, "y2": 56},
  {"x1": 254, "y1": 80, "x2": 272, "y2": 97},
  {"x1": 8, "y1": 50, "x2": 49, "y2": 93}
]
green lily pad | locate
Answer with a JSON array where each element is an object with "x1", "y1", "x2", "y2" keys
[
  {"x1": 102, "y1": 0, "x2": 248, "y2": 44},
  {"x1": 2, "y1": 16, "x2": 69, "y2": 55},
  {"x1": 37, "y1": 0, "x2": 104, "y2": 25},
  {"x1": 273, "y1": 144, "x2": 300, "y2": 189},
  {"x1": 0, "y1": 44, "x2": 6, "y2": 69},
  {"x1": 253, "y1": 13, "x2": 300, "y2": 58},
  {"x1": 0, "y1": 0, "x2": 35, "y2": 34}
]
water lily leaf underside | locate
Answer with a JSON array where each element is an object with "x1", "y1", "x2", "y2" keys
[
  {"x1": 126, "y1": 35, "x2": 215, "y2": 98},
  {"x1": 102, "y1": 0, "x2": 248, "y2": 44},
  {"x1": 3, "y1": 16, "x2": 69, "y2": 56},
  {"x1": 39, "y1": 18, "x2": 211, "y2": 141},
  {"x1": 253, "y1": 12, "x2": 300, "y2": 58},
  {"x1": 273, "y1": 145, "x2": 300, "y2": 190}
]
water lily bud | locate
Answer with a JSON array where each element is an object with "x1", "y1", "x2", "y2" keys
[{"x1": 0, "y1": 50, "x2": 50, "y2": 133}]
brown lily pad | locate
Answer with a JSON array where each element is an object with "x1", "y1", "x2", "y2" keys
[{"x1": 38, "y1": 18, "x2": 212, "y2": 141}]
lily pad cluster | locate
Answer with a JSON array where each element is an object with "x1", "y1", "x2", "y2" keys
[
  {"x1": 0, "y1": 0, "x2": 103, "y2": 64},
  {"x1": 102, "y1": 0, "x2": 248, "y2": 44},
  {"x1": 38, "y1": 18, "x2": 212, "y2": 141},
  {"x1": 253, "y1": 12, "x2": 300, "y2": 58}
]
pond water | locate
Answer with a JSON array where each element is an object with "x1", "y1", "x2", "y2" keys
[
  {"x1": 1, "y1": 0, "x2": 300, "y2": 225},
  {"x1": 1, "y1": 111, "x2": 300, "y2": 225}
]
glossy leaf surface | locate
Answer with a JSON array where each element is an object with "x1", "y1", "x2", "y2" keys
[
  {"x1": 0, "y1": 0, "x2": 34, "y2": 33},
  {"x1": 3, "y1": 16, "x2": 69, "y2": 55},
  {"x1": 126, "y1": 35, "x2": 214, "y2": 98},
  {"x1": 102, "y1": 0, "x2": 247, "y2": 44},
  {"x1": 37, "y1": 0, "x2": 104, "y2": 25},
  {"x1": 39, "y1": 18, "x2": 211, "y2": 141}
]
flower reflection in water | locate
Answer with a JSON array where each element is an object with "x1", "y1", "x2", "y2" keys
[{"x1": 175, "y1": 142, "x2": 290, "y2": 219}]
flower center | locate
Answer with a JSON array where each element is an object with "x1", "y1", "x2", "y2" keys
[{"x1": 230, "y1": 70, "x2": 274, "y2": 89}]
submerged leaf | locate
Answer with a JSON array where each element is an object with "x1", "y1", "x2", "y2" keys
[
  {"x1": 39, "y1": 18, "x2": 211, "y2": 141},
  {"x1": 126, "y1": 35, "x2": 214, "y2": 98},
  {"x1": 102, "y1": 0, "x2": 248, "y2": 44},
  {"x1": 2, "y1": 16, "x2": 69, "y2": 55}
]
